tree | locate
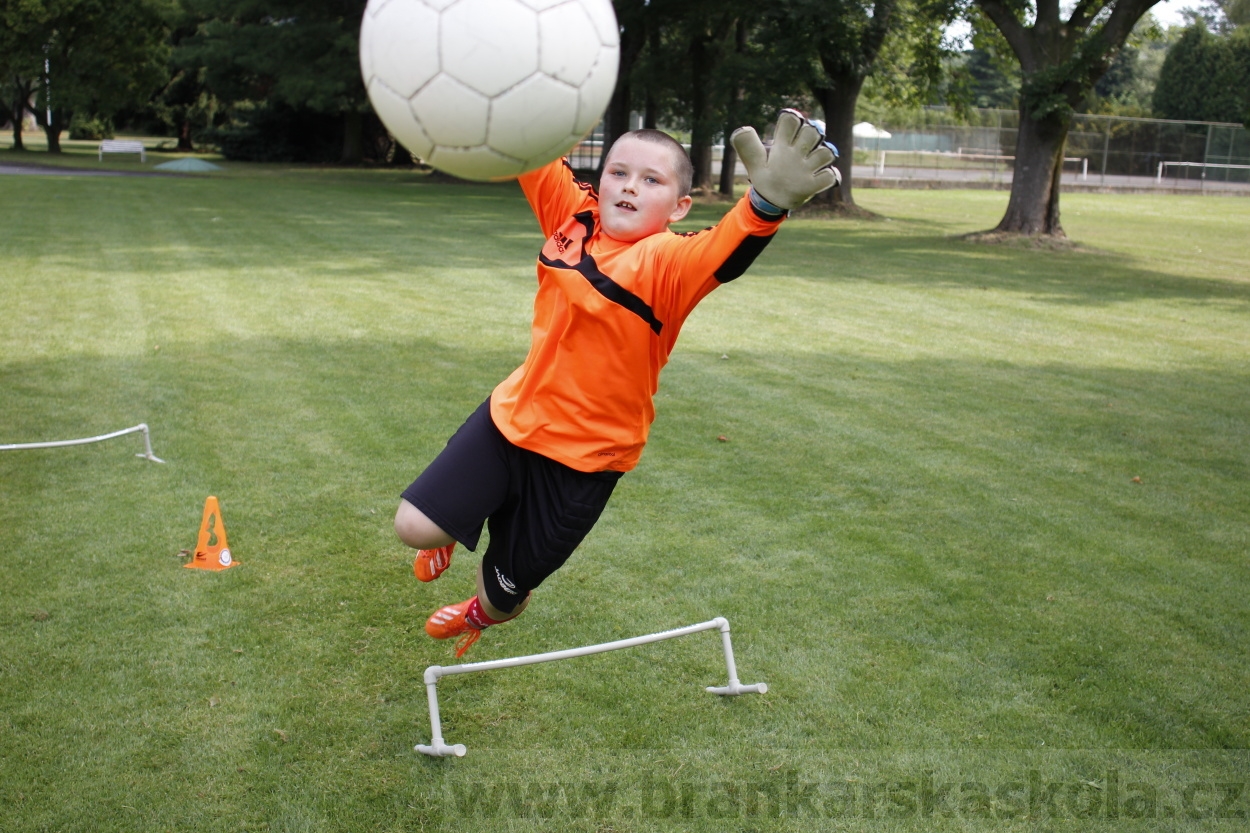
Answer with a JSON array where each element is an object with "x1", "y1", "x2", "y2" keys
[
  {"x1": 21, "y1": 0, "x2": 171, "y2": 152},
  {"x1": 179, "y1": 0, "x2": 370, "y2": 163},
  {"x1": 1, "y1": 76, "x2": 39, "y2": 150},
  {"x1": 1080, "y1": 15, "x2": 1168, "y2": 115},
  {"x1": 604, "y1": 1, "x2": 799, "y2": 195},
  {"x1": 599, "y1": 0, "x2": 649, "y2": 177},
  {"x1": 1184, "y1": 0, "x2": 1250, "y2": 31},
  {"x1": 973, "y1": 0, "x2": 1163, "y2": 237},
  {"x1": 1230, "y1": 0, "x2": 1250, "y2": 26},
  {"x1": 1153, "y1": 23, "x2": 1250, "y2": 124},
  {"x1": 762, "y1": 0, "x2": 953, "y2": 210},
  {"x1": 775, "y1": 0, "x2": 900, "y2": 209},
  {"x1": 0, "y1": 2, "x2": 42, "y2": 150},
  {"x1": 147, "y1": 2, "x2": 221, "y2": 152}
]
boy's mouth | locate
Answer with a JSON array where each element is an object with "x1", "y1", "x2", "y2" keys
[{"x1": 615, "y1": 200, "x2": 636, "y2": 211}]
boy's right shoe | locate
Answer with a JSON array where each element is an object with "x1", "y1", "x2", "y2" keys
[
  {"x1": 425, "y1": 597, "x2": 482, "y2": 658},
  {"x1": 414, "y1": 542, "x2": 455, "y2": 582}
]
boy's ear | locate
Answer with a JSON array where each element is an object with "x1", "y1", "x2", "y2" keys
[{"x1": 668, "y1": 195, "x2": 693, "y2": 224}]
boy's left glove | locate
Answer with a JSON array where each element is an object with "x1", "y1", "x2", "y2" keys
[{"x1": 731, "y1": 110, "x2": 840, "y2": 211}]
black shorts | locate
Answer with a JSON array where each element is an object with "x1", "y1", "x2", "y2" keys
[{"x1": 401, "y1": 398, "x2": 622, "y2": 613}]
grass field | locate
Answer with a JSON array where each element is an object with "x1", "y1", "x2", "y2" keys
[{"x1": 1, "y1": 158, "x2": 1247, "y2": 832}]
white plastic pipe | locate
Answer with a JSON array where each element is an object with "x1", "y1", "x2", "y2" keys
[
  {"x1": 0, "y1": 423, "x2": 164, "y2": 462},
  {"x1": 415, "y1": 616, "x2": 767, "y2": 757}
]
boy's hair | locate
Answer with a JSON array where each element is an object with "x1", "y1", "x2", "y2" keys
[{"x1": 609, "y1": 129, "x2": 694, "y2": 197}]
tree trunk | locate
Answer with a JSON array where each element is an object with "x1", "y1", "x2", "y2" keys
[
  {"x1": 10, "y1": 78, "x2": 39, "y2": 151},
  {"x1": 10, "y1": 100, "x2": 25, "y2": 151},
  {"x1": 176, "y1": 117, "x2": 194, "y2": 152},
  {"x1": 597, "y1": 1, "x2": 646, "y2": 178},
  {"x1": 718, "y1": 141, "x2": 737, "y2": 196},
  {"x1": 994, "y1": 106, "x2": 1068, "y2": 236},
  {"x1": 44, "y1": 108, "x2": 67, "y2": 153},
  {"x1": 341, "y1": 110, "x2": 363, "y2": 165},
  {"x1": 809, "y1": 80, "x2": 863, "y2": 209},
  {"x1": 688, "y1": 31, "x2": 715, "y2": 192},
  {"x1": 974, "y1": 0, "x2": 1161, "y2": 238},
  {"x1": 719, "y1": 18, "x2": 746, "y2": 197},
  {"x1": 601, "y1": 66, "x2": 631, "y2": 170}
]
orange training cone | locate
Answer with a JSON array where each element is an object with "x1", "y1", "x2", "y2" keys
[{"x1": 186, "y1": 496, "x2": 238, "y2": 570}]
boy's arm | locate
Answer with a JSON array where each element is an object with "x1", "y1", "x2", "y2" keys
[
  {"x1": 659, "y1": 195, "x2": 787, "y2": 299},
  {"x1": 517, "y1": 157, "x2": 599, "y2": 240}
]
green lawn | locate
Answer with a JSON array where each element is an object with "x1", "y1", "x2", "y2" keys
[{"x1": 1, "y1": 165, "x2": 1247, "y2": 832}]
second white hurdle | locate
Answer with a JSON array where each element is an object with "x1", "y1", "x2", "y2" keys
[
  {"x1": 0, "y1": 423, "x2": 164, "y2": 463},
  {"x1": 415, "y1": 616, "x2": 767, "y2": 757}
]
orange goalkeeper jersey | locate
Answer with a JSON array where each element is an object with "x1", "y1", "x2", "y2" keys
[{"x1": 490, "y1": 158, "x2": 784, "y2": 473}]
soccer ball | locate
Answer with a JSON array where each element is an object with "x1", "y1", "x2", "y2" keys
[{"x1": 359, "y1": 0, "x2": 619, "y2": 181}]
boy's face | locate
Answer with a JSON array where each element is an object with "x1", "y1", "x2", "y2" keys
[{"x1": 598, "y1": 137, "x2": 693, "y2": 243}]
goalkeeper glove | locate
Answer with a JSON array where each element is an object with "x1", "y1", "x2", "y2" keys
[{"x1": 731, "y1": 110, "x2": 840, "y2": 213}]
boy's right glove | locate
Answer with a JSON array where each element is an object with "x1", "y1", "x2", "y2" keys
[{"x1": 731, "y1": 110, "x2": 840, "y2": 211}]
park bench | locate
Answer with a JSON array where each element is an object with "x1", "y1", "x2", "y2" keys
[{"x1": 98, "y1": 140, "x2": 146, "y2": 162}]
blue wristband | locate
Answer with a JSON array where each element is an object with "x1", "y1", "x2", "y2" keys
[{"x1": 748, "y1": 187, "x2": 787, "y2": 219}]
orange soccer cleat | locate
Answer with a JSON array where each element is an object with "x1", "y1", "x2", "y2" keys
[
  {"x1": 425, "y1": 597, "x2": 482, "y2": 658},
  {"x1": 413, "y1": 542, "x2": 455, "y2": 582}
]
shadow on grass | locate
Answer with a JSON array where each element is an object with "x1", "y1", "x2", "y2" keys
[{"x1": 772, "y1": 223, "x2": 1250, "y2": 307}]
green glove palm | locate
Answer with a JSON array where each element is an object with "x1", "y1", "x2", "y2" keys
[{"x1": 731, "y1": 110, "x2": 840, "y2": 211}]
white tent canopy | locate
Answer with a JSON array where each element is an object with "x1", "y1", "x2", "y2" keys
[{"x1": 853, "y1": 122, "x2": 892, "y2": 139}]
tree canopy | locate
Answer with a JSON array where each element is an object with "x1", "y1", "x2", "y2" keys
[
  {"x1": 175, "y1": 0, "x2": 371, "y2": 161},
  {"x1": 1153, "y1": 22, "x2": 1250, "y2": 125},
  {"x1": 3, "y1": 0, "x2": 170, "y2": 151}
]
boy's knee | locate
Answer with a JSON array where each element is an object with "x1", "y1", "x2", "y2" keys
[{"x1": 394, "y1": 499, "x2": 454, "y2": 550}]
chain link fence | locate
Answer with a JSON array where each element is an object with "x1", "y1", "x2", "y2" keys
[
  {"x1": 568, "y1": 109, "x2": 1248, "y2": 191},
  {"x1": 859, "y1": 108, "x2": 1249, "y2": 191}
]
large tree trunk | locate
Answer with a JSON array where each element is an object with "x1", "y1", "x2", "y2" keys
[
  {"x1": 975, "y1": 0, "x2": 1162, "y2": 238},
  {"x1": 809, "y1": 80, "x2": 862, "y2": 209},
  {"x1": 996, "y1": 106, "x2": 1068, "y2": 235}
]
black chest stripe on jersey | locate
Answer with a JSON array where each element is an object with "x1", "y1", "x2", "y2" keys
[
  {"x1": 539, "y1": 250, "x2": 664, "y2": 336},
  {"x1": 714, "y1": 233, "x2": 777, "y2": 284}
]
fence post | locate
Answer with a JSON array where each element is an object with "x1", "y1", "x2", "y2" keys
[
  {"x1": 1202, "y1": 122, "x2": 1214, "y2": 191},
  {"x1": 1101, "y1": 118, "x2": 1110, "y2": 186}
]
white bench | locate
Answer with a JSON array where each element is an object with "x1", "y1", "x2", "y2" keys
[{"x1": 98, "y1": 140, "x2": 146, "y2": 162}]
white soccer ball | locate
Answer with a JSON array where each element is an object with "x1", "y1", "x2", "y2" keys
[{"x1": 359, "y1": 0, "x2": 620, "y2": 181}]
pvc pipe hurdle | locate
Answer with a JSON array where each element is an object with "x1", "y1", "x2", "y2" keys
[
  {"x1": 416, "y1": 616, "x2": 767, "y2": 757},
  {"x1": 0, "y1": 423, "x2": 165, "y2": 463}
]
